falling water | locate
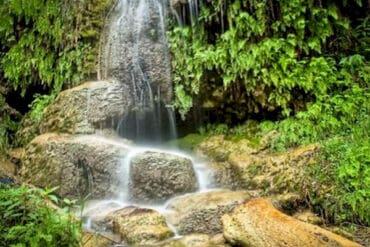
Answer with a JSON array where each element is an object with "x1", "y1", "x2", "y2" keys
[
  {"x1": 81, "y1": 0, "x2": 219, "y2": 239},
  {"x1": 100, "y1": 0, "x2": 176, "y2": 143}
]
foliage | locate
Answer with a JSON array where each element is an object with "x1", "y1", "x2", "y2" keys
[
  {"x1": 169, "y1": 0, "x2": 368, "y2": 120},
  {"x1": 0, "y1": 185, "x2": 81, "y2": 247},
  {"x1": 0, "y1": 88, "x2": 20, "y2": 154},
  {"x1": 310, "y1": 135, "x2": 370, "y2": 225},
  {"x1": 0, "y1": 0, "x2": 112, "y2": 149}
]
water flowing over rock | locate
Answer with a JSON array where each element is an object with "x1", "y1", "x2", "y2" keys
[
  {"x1": 40, "y1": 80, "x2": 131, "y2": 135},
  {"x1": 100, "y1": 0, "x2": 175, "y2": 143},
  {"x1": 107, "y1": 206, "x2": 174, "y2": 245},
  {"x1": 21, "y1": 133, "x2": 130, "y2": 198},
  {"x1": 166, "y1": 190, "x2": 252, "y2": 235},
  {"x1": 222, "y1": 198, "x2": 362, "y2": 247},
  {"x1": 129, "y1": 151, "x2": 198, "y2": 203}
]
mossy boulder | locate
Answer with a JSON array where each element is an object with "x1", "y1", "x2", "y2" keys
[
  {"x1": 107, "y1": 206, "x2": 174, "y2": 245},
  {"x1": 129, "y1": 151, "x2": 198, "y2": 203},
  {"x1": 40, "y1": 80, "x2": 131, "y2": 135},
  {"x1": 21, "y1": 133, "x2": 130, "y2": 198},
  {"x1": 195, "y1": 134, "x2": 319, "y2": 199}
]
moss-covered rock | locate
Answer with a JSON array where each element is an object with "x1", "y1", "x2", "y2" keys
[
  {"x1": 40, "y1": 80, "x2": 132, "y2": 135},
  {"x1": 107, "y1": 206, "x2": 174, "y2": 245},
  {"x1": 21, "y1": 133, "x2": 130, "y2": 198},
  {"x1": 166, "y1": 190, "x2": 252, "y2": 235}
]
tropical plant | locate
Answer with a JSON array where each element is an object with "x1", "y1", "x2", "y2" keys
[{"x1": 0, "y1": 185, "x2": 81, "y2": 247}]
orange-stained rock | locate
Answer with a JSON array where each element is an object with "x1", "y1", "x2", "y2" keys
[{"x1": 222, "y1": 198, "x2": 363, "y2": 247}]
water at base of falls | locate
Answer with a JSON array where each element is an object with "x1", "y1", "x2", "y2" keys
[
  {"x1": 82, "y1": 0, "x2": 215, "y2": 240},
  {"x1": 77, "y1": 135, "x2": 216, "y2": 233}
]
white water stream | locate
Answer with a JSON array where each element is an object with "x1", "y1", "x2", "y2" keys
[
  {"x1": 79, "y1": 135, "x2": 216, "y2": 235},
  {"x1": 81, "y1": 0, "x2": 216, "y2": 240}
]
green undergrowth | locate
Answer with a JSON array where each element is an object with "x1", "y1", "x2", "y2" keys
[
  {"x1": 0, "y1": 185, "x2": 81, "y2": 247},
  {"x1": 182, "y1": 82, "x2": 369, "y2": 225},
  {"x1": 0, "y1": 0, "x2": 113, "y2": 152}
]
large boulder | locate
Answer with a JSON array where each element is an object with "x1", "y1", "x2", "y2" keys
[
  {"x1": 222, "y1": 198, "x2": 362, "y2": 247},
  {"x1": 40, "y1": 80, "x2": 131, "y2": 135},
  {"x1": 107, "y1": 206, "x2": 174, "y2": 245},
  {"x1": 166, "y1": 190, "x2": 252, "y2": 235},
  {"x1": 20, "y1": 133, "x2": 130, "y2": 198},
  {"x1": 129, "y1": 151, "x2": 198, "y2": 203},
  {"x1": 228, "y1": 144, "x2": 318, "y2": 194},
  {"x1": 195, "y1": 134, "x2": 319, "y2": 197}
]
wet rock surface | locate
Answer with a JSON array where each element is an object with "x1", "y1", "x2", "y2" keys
[
  {"x1": 129, "y1": 151, "x2": 198, "y2": 203},
  {"x1": 166, "y1": 190, "x2": 252, "y2": 235},
  {"x1": 40, "y1": 80, "x2": 131, "y2": 135},
  {"x1": 107, "y1": 206, "x2": 174, "y2": 245},
  {"x1": 222, "y1": 198, "x2": 362, "y2": 247},
  {"x1": 21, "y1": 133, "x2": 129, "y2": 198}
]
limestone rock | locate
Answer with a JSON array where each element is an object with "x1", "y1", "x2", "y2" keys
[
  {"x1": 166, "y1": 190, "x2": 251, "y2": 235},
  {"x1": 129, "y1": 151, "x2": 198, "y2": 203},
  {"x1": 21, "y1": 133, "x2": 130, "y2": 198},
  {"x1": 40, "y1": 80, "x2": 131, "y2": 135},
  {"x1": 228, "y1": 144, "x2": 319, "y2": 195},
  {"x1": 195, "y1": 135, "x2": 260, "y2": 162},
  {"x1": 107, "y1": 206, "x2": 173, "y2": 245},
  {"x1": 222, "y1": 198, "x2": 362, "y2": 247},
  {"x1": 0, "y1": 158, "x2": 17, "y2": 185},
  {"x1": 82, "y1": 233, "x2": 118, "y2": 247},
  {"x1": 158, "y1": 233, "x2": 230, "y2": 247},
  {"x1": 293, "y1": 210, "x2": 324, "y2": 225},
  {"x1": 208, "y1": 162, "x2": 241, "y2": 189}
]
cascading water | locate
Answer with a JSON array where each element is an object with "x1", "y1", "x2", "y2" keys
[
  {"x1": 100, "y1": 0, "x2": 175, "y2": 143},
  {"x1": 81, "y1": 0, "x2": 217, "y2": 241}
]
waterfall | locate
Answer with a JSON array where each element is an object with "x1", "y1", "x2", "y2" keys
[{"x1": 100, "y1": 0, "x2": 176, "y2": 143}]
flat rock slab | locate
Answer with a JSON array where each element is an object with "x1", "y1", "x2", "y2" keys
[
  {"x1": 222, "y1": 198, "x2": 362, "y2": 247},
  {"x1": 166, "y1": 190, "x2": 252, "y2": 235}
]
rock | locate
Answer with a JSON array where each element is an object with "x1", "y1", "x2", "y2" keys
[
  {"x1": 20, "y1": 133, "x2": 130, "y2": 198},
  {"x1": 228, "y1": 144, "x2": 319, "y2": 195},
  {"x1": 166, "y1": 190, "x2": 252, "y2": 235},
  {"x1": 268, "y1": 193, "x2": 304, "y2": 214},
  {"x1": 158, "y1": 233, "x2": 230, "y2": 247},
  {"x1": 0, "y1": 158, "x2": 17, "y2": 185},
  {"x1": 208, "y1": 162, "x2": 241, "y2": 189},
  {"x1": 293, "y1": 210, "x2": 324, "y2": 225},
  {"x1": 40, "y1": 80, "x2": 131, "y2": 135},
  {"x1": 100, "y1": 2, "x2": 172, "y2": 105},
  {"x1": 129, "y1": 151, "x2": 198, "y2": 203},
  {"x1": 107, "y1": 206, "x2": 173, "y2": 245},
  {"x1": 222, "y1": 198, "x2": 362, "y2": 247},
  {"x1": 81, "y1": 200, "x2": 125, "y2": 232},
  {"x1": 82, "y1": 233, "x2": 118, "y2": 247},
  {"x1": 195, "y1": 135, "x2": 260, "y2": 162}
]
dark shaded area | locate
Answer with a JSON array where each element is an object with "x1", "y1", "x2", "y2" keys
[
  {"x1": 118, "y1": 102, "x2": 177, "y2": 144},
  {"x1": 5, "y1": 83, "x2": 50, "y2": 115}
]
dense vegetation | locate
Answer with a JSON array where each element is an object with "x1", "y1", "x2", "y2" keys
[
  {"x1": 169, "y1": 0, "x2": 369, "y2": 225},
  {"x1": 0, "y1": 0, "x2": 368, "y2": 242},
  {"x1": 0, "y1": 0, "x2": 112, "y2": 153},
  {"x1": 0, "y1": 185, "x2": 81, "y2": 247}
]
